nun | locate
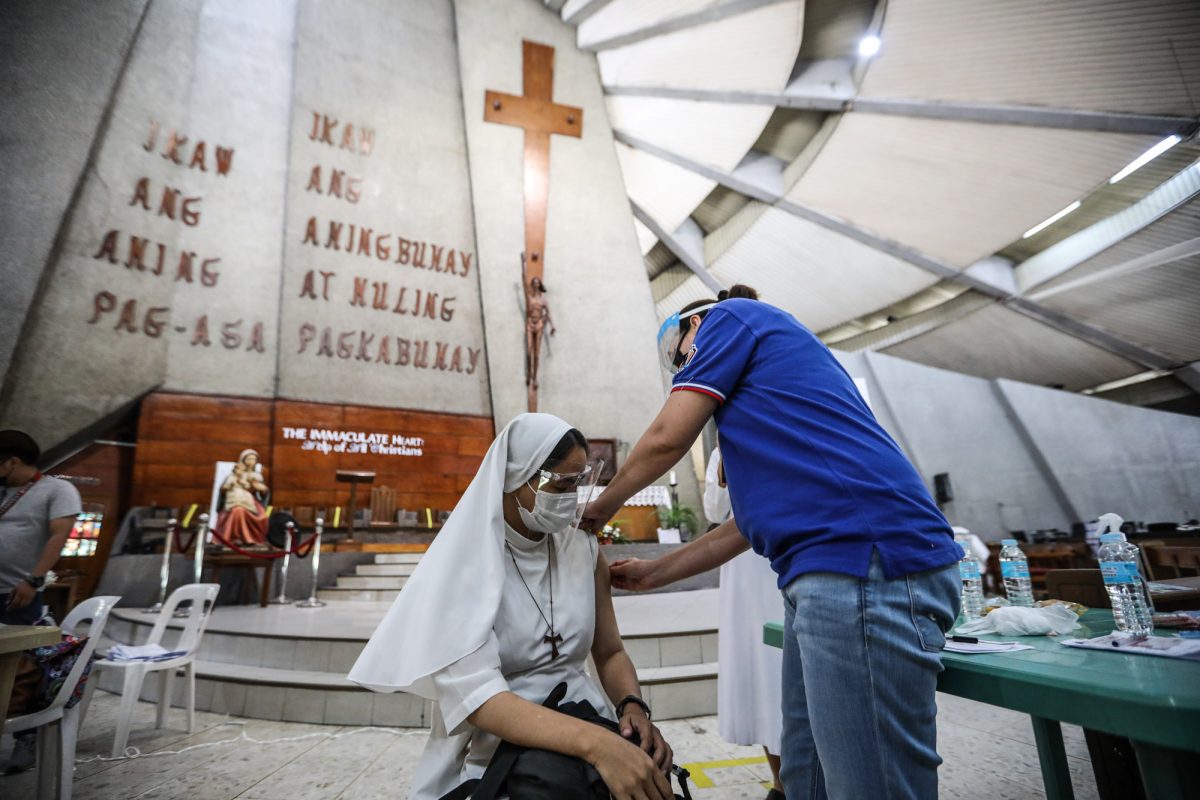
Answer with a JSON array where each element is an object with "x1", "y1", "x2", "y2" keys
[{"x1": 349, "y1": 413, "x2": 675, "y2": 800}]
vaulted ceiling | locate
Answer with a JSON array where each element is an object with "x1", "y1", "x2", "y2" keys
[{"x1": 550, "y1": 0, "x2": 1200, "y2": 412}]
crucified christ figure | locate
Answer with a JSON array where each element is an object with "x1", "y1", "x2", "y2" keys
[{"x1": 525, "y1": 273, "x2": 555, "y2": 399}]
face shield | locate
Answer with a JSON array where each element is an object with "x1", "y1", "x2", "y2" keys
[{"x1": 656, "y1": 303, "x2": 715, "y2": 373}]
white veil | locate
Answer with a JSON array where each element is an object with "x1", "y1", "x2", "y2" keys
[{"x1": 348, "y1": 412, "x2": 572, "y2": 698}]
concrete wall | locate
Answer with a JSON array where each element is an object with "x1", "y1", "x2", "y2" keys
[
  {"x1": 1001, "y1": 380, "x2": 1200, "y2": 524},
  {"x1": 276, "y1": 0, "x2": 491, "y2": 413},
  {"x1": 0, "y1": 0, "x2": 149, "y2": 385},
  {"x1": 834, "y1": 349, "x2": 1200, "y2": 538},
  {"x1": 453, "y1": 0, "x2": 670, "y2": 448},
  {"x1": 1, "y1": 0, "x2": 300, "y2": 441}
]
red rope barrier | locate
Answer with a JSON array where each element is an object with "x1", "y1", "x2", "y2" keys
[
  {"x1": 206, "y1": 527, "x2": 319, "y2": 559},
  {"x1": 173, "y1": 529, "x2": 198, "y2": 555}
]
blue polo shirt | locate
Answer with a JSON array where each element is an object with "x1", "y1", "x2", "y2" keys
[{"x1": 672, "y1": 299, "x2": 959, "y2": 584}]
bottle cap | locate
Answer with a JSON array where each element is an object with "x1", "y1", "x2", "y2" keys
[
  {"x1": 1099, "y1": 533, "x2": 1121, "y2": 543},
  {"x1": 1001, "y1": 538, "x2": 1017, "y2": 546}
]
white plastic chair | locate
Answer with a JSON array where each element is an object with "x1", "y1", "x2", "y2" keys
[
  {"x1": 90, "y1": 583, "x2": 219, "y2": 758},
  {"x1": 3, "y1": 595, "x2": 121, "y2": 800}
]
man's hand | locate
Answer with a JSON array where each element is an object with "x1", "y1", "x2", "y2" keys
[
  {"x1": 6, "y1": 580, "x2": 36, "y2": 610},
  {"x1": 609, "y1": 558, "x2": 662, "y2": 592},
  {"x1": 620, "y1": 707, "x2": 674, "y2": 773}
]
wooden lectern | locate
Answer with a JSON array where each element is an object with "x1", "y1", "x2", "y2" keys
[{"x1": 336, "y1": 470, "x2": 375, "y2": 542}]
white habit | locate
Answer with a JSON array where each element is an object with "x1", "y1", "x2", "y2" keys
[
  {"x1": 348, "y1": 414, "x2": 613, "y2": 799},
  {"x1": 705, "y1": 448, "x2": 784, "y2": 755}
]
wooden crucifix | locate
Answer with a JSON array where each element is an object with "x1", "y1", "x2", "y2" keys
[{"x1": 485, "y1": 40, "x2": 583, "y2": 412}]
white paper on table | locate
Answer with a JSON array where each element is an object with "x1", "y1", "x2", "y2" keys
[
  {"x1": 944, "y1": 640, "x2": 1034, "y2": 654},
  {"x1": 1060, "y1": 634, "x2": 1200, "y2": 660}
]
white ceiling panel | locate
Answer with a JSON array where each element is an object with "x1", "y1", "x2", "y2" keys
[
  {"x1": 786, "y1": 115, "x2": 1157, "y2": 267},
  {"x1": 615, "y1": 141, "x2": 716, "y2": 235},
  {"x1": 883, "y1": 304, "x2": 1144, "y2": 391},
  {"x1": 1039, "y1": 254, "x2": 1200, "y2": 364},
  {"x1": 860, "y1": 0, "x2": 1200, "y2": 116},
  {"x1": 708, "y1": 205, "x2": 940, "y2": 332},
  {"x1": 597, "y1": 2, "x2": 802, "y2": 91},
  {"x1": 579, "y1": 0, "x2": 729, "y2": 48},
  {"x1": 606, "y1": 95, "x2": 775, "y2": 173},
  {"x1": 654, "y1": 270, "x2": 716, "y2": 320},
  {"x1": 1037, "y1": 197, "x2": 1200, "y2": 291},
  {"x1": 633, "y1": 217, "x2": 658, "y2": 254}
]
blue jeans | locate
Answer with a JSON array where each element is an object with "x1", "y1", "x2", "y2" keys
[{"x1": 780, "y1": 551, "x2": 960, "y2": 800}]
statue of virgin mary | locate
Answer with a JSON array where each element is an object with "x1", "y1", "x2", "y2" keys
[{"x1": 215, "y1": 448, "x2": 270, "y2": 545}]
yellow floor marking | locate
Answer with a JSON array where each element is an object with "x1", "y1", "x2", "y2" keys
[{"x1": 680, "y1": 755, "x2": 769, "y2": 789}]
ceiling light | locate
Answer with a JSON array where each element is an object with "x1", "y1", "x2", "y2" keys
[
  {"x1": 1021, "y1": 200, "x2": 1081, "y2": 239},
  {"x1": 1108, "y1": 135, "x2": 1182, "y2": 184},
  {"x1": 858, "y1": 36, "x2": 881, "y2": 58}
]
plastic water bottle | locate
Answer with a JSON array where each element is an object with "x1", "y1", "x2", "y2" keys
[
  {"x1": 1099, "y1": 533, "x2": 1154, "y2": 635},
  {"x1": 955, "y1": 535, "x2": 984, "y2": 619},
  {"x1": 999, "y1": 539, "x2": 1034, "y2": 607}
]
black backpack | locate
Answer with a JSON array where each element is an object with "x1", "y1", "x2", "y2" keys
[{"x1": 440, "y1": 682, "x2": 693, "y2": 800}]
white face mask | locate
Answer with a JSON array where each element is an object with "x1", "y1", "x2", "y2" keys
[{"x1": 517, "y1": 483, "x2": 578, "y2": 534}]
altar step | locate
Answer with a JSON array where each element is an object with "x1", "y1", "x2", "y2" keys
[
  {"x1": 94, "y1": 655, "x2": 717, "y2": 727},
  {"x1": 100, "y1": 596, "x2": 721, "y2": 726},
  {"x1": 316, "y1": 551, "x2": 419, "y2": 601}
]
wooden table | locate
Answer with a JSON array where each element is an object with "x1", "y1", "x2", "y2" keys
[
  {"x1": 1149, "y1": 576, "x2": 1200, "y2": 612},
  {"x1": 0, "y1": 625, "x2": 62, "y2": 731},
  {"x1": 765, "y1": 610, "x2": 1200, "y2": 800},
  {"x1": 206, "y1": 553, "x2": 274, "y2": 607}
]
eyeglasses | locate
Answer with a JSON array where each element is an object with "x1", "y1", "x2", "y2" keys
[{"x1": 532, "y1": 464, "x2": 594, "y2": 492}]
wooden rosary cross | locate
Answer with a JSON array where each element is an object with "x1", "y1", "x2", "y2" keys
[
  {"x1": 485, "y1": 40, "x2": 583, "y2": 411},
  {"x1": 544, "y1": 631, "x2": 564, "y2": 660}
]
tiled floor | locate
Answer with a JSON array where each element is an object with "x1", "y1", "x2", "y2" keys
[{"x1": 1, "y1": 690, "x2": 1098, "y2": 799}]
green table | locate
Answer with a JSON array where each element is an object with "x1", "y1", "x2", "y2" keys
[{"x1": 764, "y1": 611, "x2": 1200, "y2": 800}]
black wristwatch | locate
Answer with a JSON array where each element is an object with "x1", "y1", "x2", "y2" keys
[
  {"x1": 24, "y1": 574, "x2": 45, "y2": 590},
  {"x1": 616, "y1": 695, "x2": 651, "y2": 720}
]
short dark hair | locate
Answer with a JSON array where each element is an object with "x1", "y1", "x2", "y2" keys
[
  {"x1": 541, "y1": 429, "x2": 588, "y2": 471},
  {"x1": 0, "y1": 430, "x2": 40, "y2": 466}
]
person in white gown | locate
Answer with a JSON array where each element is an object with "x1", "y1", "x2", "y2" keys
[
  {"x1": 704, "y1": 448, "x2": 785, "y2": 799},
  {"x1": 349, "y1": 413, "x2": 675, "y2": 800}
]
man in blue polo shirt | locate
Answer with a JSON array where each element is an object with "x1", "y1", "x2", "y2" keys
[{"x1": 584, "y1": 286, "x2": 961, "y2": 800}]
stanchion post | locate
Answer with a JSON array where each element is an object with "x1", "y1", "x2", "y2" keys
[
  {"x1": 295, "y1": 517, "x2": 326, "y2": 608},
  {"x1": 271, "y1": 521, "x2": 295, "y2": 604},
  {"x1": 144, "y1": 518, "x2": 177, "y2": 613},
  {"x1": 193, "y1": 513, "x2": 209, "y2": 584}
]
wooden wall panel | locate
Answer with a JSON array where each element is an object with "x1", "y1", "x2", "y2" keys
[{"x1": 132, "y1": 392, "x2": 495, "y2": 517}]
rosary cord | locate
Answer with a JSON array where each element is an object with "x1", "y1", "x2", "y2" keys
[{"x1": 503, "y1": 538, "x2": 555, "y2": 637}]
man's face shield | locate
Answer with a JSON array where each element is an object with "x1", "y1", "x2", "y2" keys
[{"x1": 656, "y1": 303, "x2": 715, "y2": 374}]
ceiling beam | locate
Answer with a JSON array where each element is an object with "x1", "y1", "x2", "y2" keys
[
  {"x1": 1175, "y1": 362, "x2": 1200, "y2": 395},
  {"x1": 605, "y1": 83, "x2": 1199, "y2": 137},
  {"x1": 562, "y1": 0, "x2": 615, "y2": 26},
  {"x1": 545, "y1": 0, "x2": 568, "y2": 12},
  {"x1": 1029, "y1": 235, "x2": 1200, "y2": 301},
  {"x1": 1018, "y1": 162, "x2": 1200, "y2": 292},
  {"x1": 579, "y1": 0, "x2": 794, "y2": 52},
  {"x1": 615, "y1": 131, "x2": 1188, "y2": 372},
  {"x1": 629, "y1": 200, "x2": 724, "y2": 294}
]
